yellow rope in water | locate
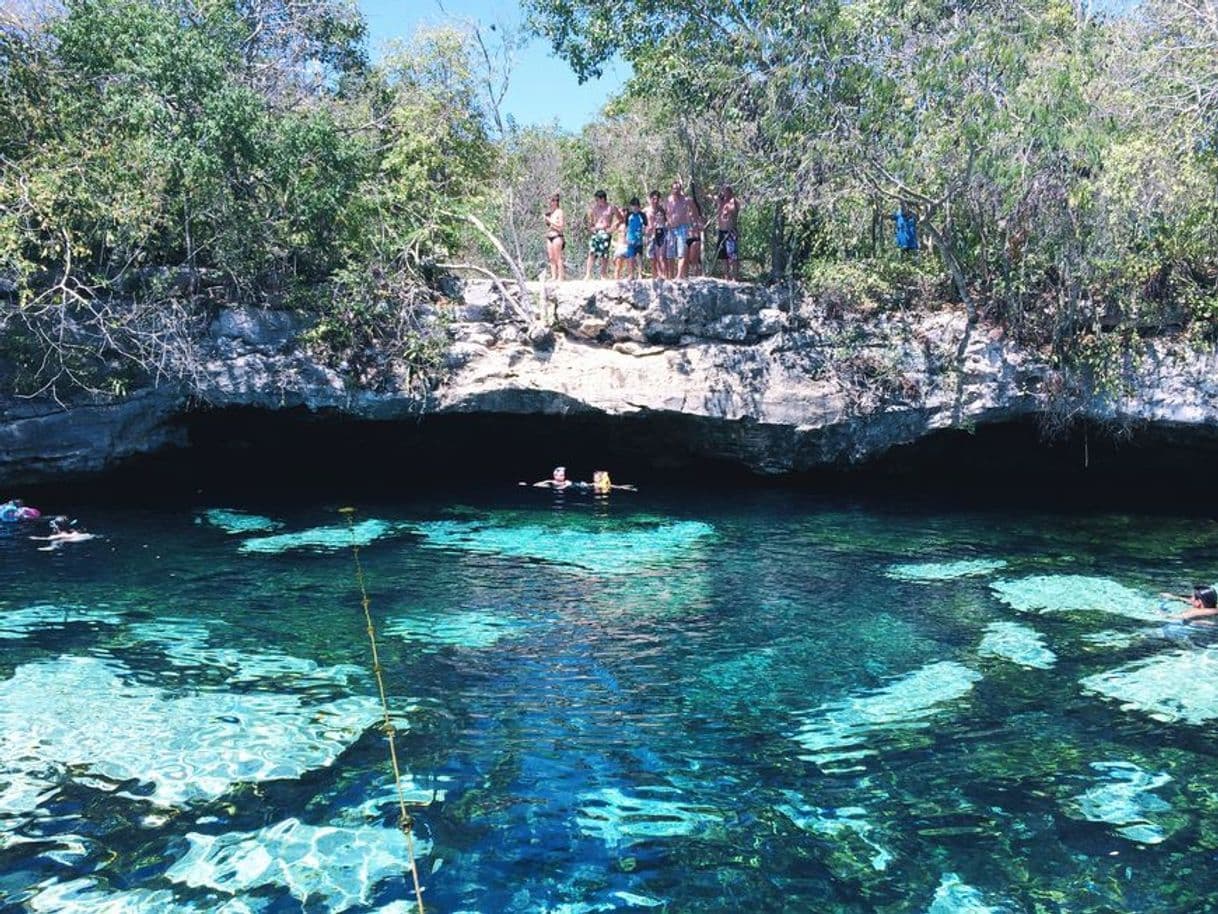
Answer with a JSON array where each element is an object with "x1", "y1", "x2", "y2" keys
[{"x1": 341, "y1": 507, "x2": 427, "y2": 914}]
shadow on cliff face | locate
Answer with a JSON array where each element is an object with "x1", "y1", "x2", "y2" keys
[{"x1": 32, "y1": 407, "x2": 1218, "y2": 515}]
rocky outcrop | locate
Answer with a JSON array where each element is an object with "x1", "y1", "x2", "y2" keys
[{"x1": 3, "y1": 277, "x2": 1218, "y2": 483}]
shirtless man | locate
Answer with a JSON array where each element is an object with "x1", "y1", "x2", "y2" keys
[
  {"x1": 715, "y1": 185, "x2": 742, "y2": 281},
  {"x1": 664, "y1": 180, "x2": 693, "y2": 279},
  {"x1": 584, "y1": 190, "x2": 614, "y2": 280}
]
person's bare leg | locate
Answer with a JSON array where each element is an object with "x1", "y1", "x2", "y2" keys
[{"x1": 585, "y1": 252, "x2": 594, "y2": 280}]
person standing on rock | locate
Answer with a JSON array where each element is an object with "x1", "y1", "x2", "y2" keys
[
  {"x1": 714, "y1": 185, "x2": 741, "y2": 281},
  {"x1": 544, "y1": 193, "x2": 565, "y2": 282},
  {"x1": 584, "y1": 190, "x2": 614, "y2": 280},
  {"x1": 644, "y1": 190, "x2": 667, "y2": 279},
  {"x1": 665, "y1": 180, "x2": 693, "y2": 279},
  {"x1": 686, "y1": 185, "x2": 705, "y2": 277}
]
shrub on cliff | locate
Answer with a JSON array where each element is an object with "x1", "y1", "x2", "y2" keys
[{"x1": 0, "y1": 1, "x2": 494, "y2": 400}]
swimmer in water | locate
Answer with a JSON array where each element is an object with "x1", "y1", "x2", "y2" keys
[
  {"x1": 589, "y1": 470, "x2": 637, "y2": 493},
  {"x1": 1161, "y1": 584, "x2": 1218, "y2": 621},
  {"x1": 30, "y1": 515, "x2": 96, "y2": 550},
  {"x1": 525, "y1": 466, "x2": 573, "y2": 490}
]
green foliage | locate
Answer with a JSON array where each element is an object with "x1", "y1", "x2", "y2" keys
[
  {"x1": 524, "y1": 0, "x2": 1218, "y2": 362},
  {"x1": 0, "y1": 1, "x2": 496, "y2": 398}
]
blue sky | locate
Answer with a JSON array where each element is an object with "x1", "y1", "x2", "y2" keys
[{"x1": 357, "y1": 0, "x2": 627, "y2": 132}]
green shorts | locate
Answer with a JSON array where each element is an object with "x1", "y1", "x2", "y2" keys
[{"x1": 589, "y1": 230, "x2": 612, "y2": 258}]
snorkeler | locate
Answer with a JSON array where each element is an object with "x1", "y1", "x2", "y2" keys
[{"x1": 1161, "y1": 584, "x2": 1218, "y2": 621}]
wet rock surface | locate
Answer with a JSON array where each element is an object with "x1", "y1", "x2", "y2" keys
[{"x1": 3, "y1": 278, "x2": 1218, "y2": 483}]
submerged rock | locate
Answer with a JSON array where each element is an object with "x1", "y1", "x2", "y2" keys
[
  {"x1": 925, "y1": 873, "x2": 1015, "y2": 913},
  {"x1": 1080, "y1": 646, "x2": 1218, "y2": 724},
  {"x1": 887, "y1": 559, "x2": 1008, "y2": 582},
  {"x1": 26, "y1": 879, "x2": 265, "y2": 913},
  {"x1": 0, "y1": 656, "x2": 381, "y2": 815},
  {"x1": 775, "y1": 790, "x2": 893, "y2": 871},
  {"x1": 166, "y1": 817, "x2": 426, "y2": 910},
  {"x1": 791, "y1": 661, "x2": 982, "y2": 766},
  {"x1": 239, "y1": 518, "x2": 398, "y2": 554},
  {"x1": 991, "y1": 575, "x2": 1166, "y2": 621},
  {"x1": 1069, "y1": 760, "x2": 1175, "y2": 845},
  {"x1": 410, "y1": 516, "x2": 714, "y2": 575},
  {"x1": 575, "y1": 786, "x2": 722, "y2": 846},
  {"x1": 0, "y1": 604, "x2": 123, "y2": 639},
  {"x1": 197, "y1": 508, "x2": 283, "y2": 534},
  {"x1": 977, "y1": 622, "x2": 1057, "y2": 670},
  {"x1": 383, "y1": 609, "x2": 524, "y2": 651}
]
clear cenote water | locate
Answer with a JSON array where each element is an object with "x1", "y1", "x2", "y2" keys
[{"x1": 1, "y1": 487, "x2": 1217, "y2": 913}]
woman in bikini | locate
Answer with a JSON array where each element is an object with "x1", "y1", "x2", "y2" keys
[{"x1": 544, "y1": 193, "x2": 566, "y2": 281}]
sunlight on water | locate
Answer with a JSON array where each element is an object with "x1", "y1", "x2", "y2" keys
[
  {"x1": 0, "y1": 603, "x2": 122, "y2": 638},
  {"x1": 166, "y1": 817, "x2": 427, "y2": 910},
  {"x1": 791, "y1": 661, "x2": 982, "y2": 766},
  {"x1": 977, "y1": 621, "x2": 1057, "y2": 669},
  {"x1": 991, "y1": 574, "x2": 1167, "y2": 621},
  {"x1": 3, "y1": 492, "x2": 1218, "y2": 912},
  {"x1": 1070, "y1": 760, "x2": 1175, "y2": 845},
  {"x1": 197, "y1": 508, "x2": 283, "y2": 534},
  {"x1": 239, "y1": 518, "x2": 399, "y2": 553},
  {"x1": 410, "y1": 516, "x2": 715, "y2": 574},
  {"x1": 887, "y1": 559, "x2": 1008, "y2": 582},
  {"x1": 775, "y1": 790, "x2": 893, "y2": 870},
  {"x1": 0, "y1": 656, "x2": 380, "y2": 810},
  {"x1": 926, "y1": 873, "x2": 1013, "y2": 914},
  {"x1": 27, "y1": 879, "x2": 267, "y2": 913},
  {"x1": 383, "y1": 609, "x2": 525, "y2": 651},
  {"x1": 574, "y1": 786, "x2": 722, "y2": 846},
  {"x1": 1080, "y1": 646, "x2": 1218, "y2": 723}
]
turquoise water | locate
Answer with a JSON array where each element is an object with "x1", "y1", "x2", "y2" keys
[{"x1": 2, "y1": 488, "x2": 1218, "y2": 913}]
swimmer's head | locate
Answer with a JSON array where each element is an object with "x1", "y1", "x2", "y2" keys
[
  {"x1": 592, "y1": 470, "x2": 611, "y2": 492},
  {"x1": 1193, "y1": 584, "x2": 1217, "y2": 609},
  {"x1": 552, "y1": 466, "x2": 566, "y2": 481}
]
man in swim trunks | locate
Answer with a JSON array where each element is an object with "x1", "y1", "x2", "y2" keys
[
  {"x1": 665, "y1": 180, "x2": 693, "y2": 279},
  {"x1": 584, "y1": 190, "x2": 614, "y2": 280},
  {"x1": 714, "y1": 184, "x2": 741, "y2": 281}
]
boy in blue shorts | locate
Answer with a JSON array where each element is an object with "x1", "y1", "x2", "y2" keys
[{"x1": 621, "y1": 197, "x2": 648, "y2": 280}]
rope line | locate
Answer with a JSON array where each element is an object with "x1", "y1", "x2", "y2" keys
[{"x1": 341, "y1": 507, "x2": 426, "y2": 914}]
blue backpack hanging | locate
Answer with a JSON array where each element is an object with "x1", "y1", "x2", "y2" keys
[{"x1": 895, "y1": 209, "x2": 919, "y2": 251}]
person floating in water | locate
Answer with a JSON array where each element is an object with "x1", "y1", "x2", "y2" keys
[
  {"x1": 1161, "y1": 584, "x2": 1218, "y2": 621},
  {"x1": 30, "y1": 515, "x2": 96, "y2": 551},
  {"x1": 590, "y1": 470, "x2": 637, "y2": 494},
  {"x1": 0, "y1": 498, "x2": 41, "y2": 522},
  {"x1": 526, "y1": 467, "x2": 573, "y2": 490},
  {"x1": 521, "y1": 468, "x2": 636, "y2": 492}
]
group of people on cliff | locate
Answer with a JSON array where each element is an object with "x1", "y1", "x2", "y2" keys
[{"x1": 543, "y1": 181, "x2": 741, "y2": 283}]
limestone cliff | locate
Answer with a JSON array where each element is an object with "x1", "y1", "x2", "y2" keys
[{"x1": 3, "y1": 278, "x2": 1217, "y2": 484}]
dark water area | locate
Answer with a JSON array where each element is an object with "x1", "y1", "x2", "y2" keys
[{"x1": 3, "y1": 466, "x2": 1218, "y2": 912}]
